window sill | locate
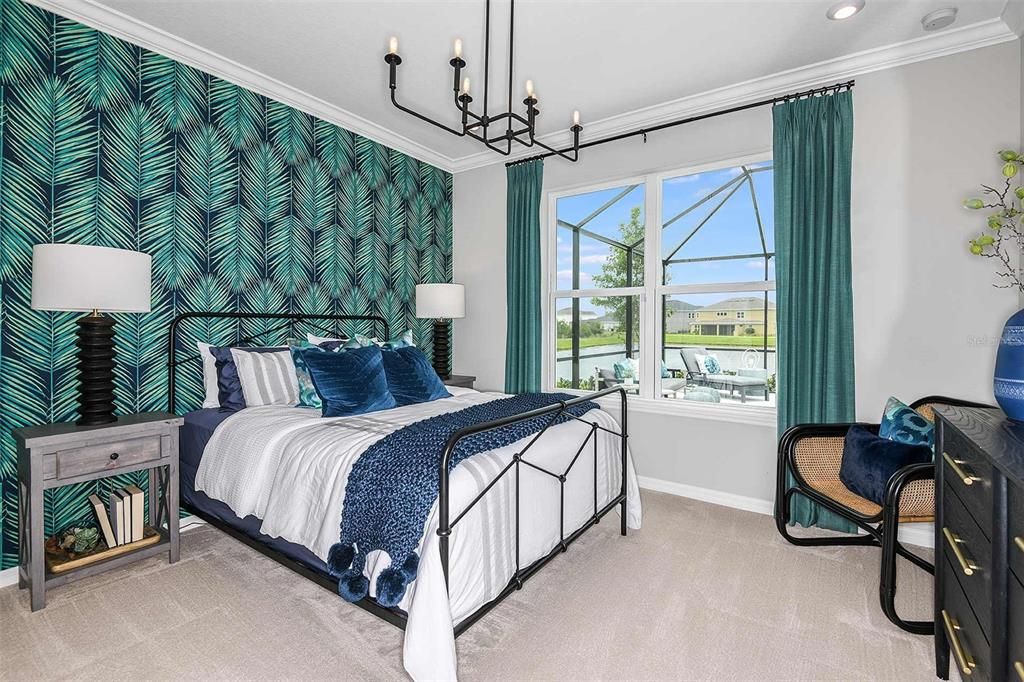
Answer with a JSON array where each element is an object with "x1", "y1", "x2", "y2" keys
[{"x1": 553, "y1": 388, "x2": 777, "y2": 428}]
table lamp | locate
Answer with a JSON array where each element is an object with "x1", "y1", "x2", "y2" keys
[
  {"x1": 415, "y1": 283, "x2": 465, "y2": 380},
  {"x1": 32, "y1": 244, "x2": 152, "y2": 426}
]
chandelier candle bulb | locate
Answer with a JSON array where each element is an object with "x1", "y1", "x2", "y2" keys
[
  {"x1": 461, "y1": 77, "x2": 470, "y2": 94},
  {"x1": 526, "y1": 79, "x2": 534, "y2": 97},
  {"x1": 454, "y1": 39, "x2": 462, "y2": 58},
  {"x1": 388, "y1": 36, "x2": 398, "y2": 54},
  {"x1": 573, "y1": 110, "x2": 580, "y2": 126}
]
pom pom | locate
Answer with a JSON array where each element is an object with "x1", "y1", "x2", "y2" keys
[
  {"x1": 337, "y1": 568, "x2": 369, "y2": 602},
  {"x1": 375, "y1": 566, "x2": 409, "y2": 608},
  {"x1": 400, "y1": 552, "x2": 419, "y2": 582},
  {"x1": 327, "y1": 543, "x2": 355, "y2": 574}
]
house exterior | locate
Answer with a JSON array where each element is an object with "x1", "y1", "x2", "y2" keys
[{"x1": 688, "y1": 296, "x2": 776, "y2": 336}]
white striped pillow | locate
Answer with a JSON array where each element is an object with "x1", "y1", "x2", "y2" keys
[{"x1": 230, "y1": 348, "x2": 300, "y2": 407}]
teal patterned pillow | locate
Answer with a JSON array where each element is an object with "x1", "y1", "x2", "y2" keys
[
  {"x1": 879, "y1": 396, "x2": 934, "y2": 447},
  {"x1": 703, "y1": 355, "x2": 722, "y2": 375},
  {"x1": 291, "y1": 344, "x2": 331, "y2": 409},
  {"x1": 613, "y1": 357, "x2": 638, "y2": 380},
  {"x1": 382, "y1": 329, "x2": 415, "y2": 349}
]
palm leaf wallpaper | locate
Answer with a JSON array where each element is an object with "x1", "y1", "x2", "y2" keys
[{"x1": 0, "y1": 0, "x2": 453, "y2": 569}]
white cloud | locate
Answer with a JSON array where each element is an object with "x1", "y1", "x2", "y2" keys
[
  {"x1": 556, "y1": 270, "x2": 592, "y2": 285},
  {"x1": 666, "y1": 172, "x2": 702, "y2": 185},
  {"x1": 580, "y1": 254, "x2": 607, "y2": 264}
]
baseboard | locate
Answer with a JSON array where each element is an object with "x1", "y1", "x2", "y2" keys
[
  {"x1": 637, "y1": 475, "x2": 935, "y2": 549},
  {"x1": 0, "y1": 514, "x2": 209, "y2": 589}
]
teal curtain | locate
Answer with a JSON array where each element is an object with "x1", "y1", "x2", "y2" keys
[
  {"x1": 505, "y1": 160, "x2": 544, "y2": 393},
  {"x1": 774, "y1": 91, "x2": 857, "y2": 532}
]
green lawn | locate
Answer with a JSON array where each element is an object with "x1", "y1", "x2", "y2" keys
[{"x1": 556, "y1": 333, "x2": 775, "y2": 352}]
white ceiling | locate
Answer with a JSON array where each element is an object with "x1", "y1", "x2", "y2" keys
[{"x1": 51, "y1": 0, "x2": 1022, "y2": 170}]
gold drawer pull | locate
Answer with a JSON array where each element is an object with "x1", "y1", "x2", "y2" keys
[
  {"x1": 943, "y1": 527, "x2": 979, "y2": 576},
  {"x1": 1015, "y1": 661, "x2": 1024, "y2": 682},
  {"x1": 942, "y1": 610, "x2": 976, "y2": 676},
  {"x1": 1015, "y1": 536, "x2": 1024, "y2": 555},
  {"x1": 943, "y1": 452, "x2": 980, "y2": 486}
]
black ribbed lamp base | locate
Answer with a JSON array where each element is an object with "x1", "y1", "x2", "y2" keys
[
  {"x1": 432, "y1": 319, "x2": 451, "y2": 380},
  {"x1": 75, "y1": 314, "x2": 117, "y2": 426}
]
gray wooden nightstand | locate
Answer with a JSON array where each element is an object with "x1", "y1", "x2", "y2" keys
[
  {"x1": 444, "y1": 375, "x2": 476, "y2": 389},
  {"x1": 14, "y1": 412, "x2": 183, "y2": 611}
]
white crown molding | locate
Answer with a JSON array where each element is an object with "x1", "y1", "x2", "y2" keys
[
  {"x1": 450, "y1": 16, "x2": 1020, "y2": 173},
  {"x1": 25, "y1": 0, "x2": 458, "y2": 172},
  {"x1": 1002, "y1": 0, "x2": 1024, "y2": 37},
  {"x1": 25, "y1": 0, "x2": 1019, "y2": 176}
]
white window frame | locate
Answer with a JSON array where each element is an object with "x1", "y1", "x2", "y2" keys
[{"x1": 543, "y1": 151, "x2": 775, "y2": 427}]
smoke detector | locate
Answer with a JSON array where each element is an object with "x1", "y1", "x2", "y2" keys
[{"x1": 922, "y1": 7, "x2": 958, "y2": 31}]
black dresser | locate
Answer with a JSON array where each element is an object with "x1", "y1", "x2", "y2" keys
[{"x1": 935, "y1": 405, "x2": 1024, "y2": 681}]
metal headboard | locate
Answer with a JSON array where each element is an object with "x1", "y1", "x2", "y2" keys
[{"x1": 167, "y1": 312, "x2": 389, "y2": 413}]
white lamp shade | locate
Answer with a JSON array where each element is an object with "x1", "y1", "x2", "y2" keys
[
  {"x1": 32, "y1": 243, "x2": 152, "y2": 313},
  {"x1": 416, "y1": 283, "x2": 465, "y2": 319}
]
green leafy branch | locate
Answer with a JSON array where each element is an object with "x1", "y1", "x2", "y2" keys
[{"x1": 964, "y1": 150, "x2": 1024, "y2": 291}]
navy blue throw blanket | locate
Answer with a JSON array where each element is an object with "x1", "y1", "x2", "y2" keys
[{"x1": 328, "y1": 392, "x2": 598, "y2": 607}]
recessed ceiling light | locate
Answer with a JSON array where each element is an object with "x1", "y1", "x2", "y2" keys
[
  {"x1": 921, "y1": 7, "x2": 958, "y2": 31},
  {"x1": 826, "y1": 0, "x2": 866, "y2": 20}
]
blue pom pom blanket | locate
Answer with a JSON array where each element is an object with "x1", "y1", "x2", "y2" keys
[{"x1": 327, "y1": 392, "x2": 598, "y2": 606}]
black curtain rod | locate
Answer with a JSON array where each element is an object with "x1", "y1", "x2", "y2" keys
[{"x1": 505, "y1": 79, "x2": 855, "y2": 167}]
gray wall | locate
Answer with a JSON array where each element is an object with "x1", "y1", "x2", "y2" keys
[{"x1": 452, "y1": 41, "x2": 1023, "y2": 505}]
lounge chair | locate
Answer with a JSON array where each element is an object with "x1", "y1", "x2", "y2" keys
[
  {"x1": 596, "y1": 366, "x2": 687, "y2": 397},
  {"x1": 679, "y1": 347, "x2": 768, "y2": 403}
]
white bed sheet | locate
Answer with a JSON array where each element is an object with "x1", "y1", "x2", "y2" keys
[{"x1": 194, "y1": 387, "x2": 642, "y2": 680}]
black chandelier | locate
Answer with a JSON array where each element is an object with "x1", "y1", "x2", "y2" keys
[{"x1": 383, "y1": 0, "x2": 582, "y2": 161}]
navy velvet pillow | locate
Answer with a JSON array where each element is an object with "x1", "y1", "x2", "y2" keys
[
  {"x1": 839, "y1": 425, "x2": 932, "y2": 504},
  {"x1": 302, "y1": 345, "x2": 397, "y2": 417},
  {"x1": 381, "y1": 346, "x2": 451, "y2": 406},
  {"x1": 209, "y1": 346, "x2": 282, "y2": 413}
]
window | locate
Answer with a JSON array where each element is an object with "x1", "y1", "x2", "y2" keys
[{"x1": 548, "y1": 158, "x2": 775, "y2": 410}]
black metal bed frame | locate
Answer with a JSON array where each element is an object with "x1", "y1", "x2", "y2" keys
[{"x1": 167, "y1": 311, "x2": 629, "y2": 636}]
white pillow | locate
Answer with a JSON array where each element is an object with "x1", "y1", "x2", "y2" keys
[
  {"x1": 197, "y1": 342, "x2": 220, "y2": 409},
  {"x1": 693, "y1": 352, "x2": 721, "y2": 375},
  {"x1": 307, "y1": 333, "x2": 347, "y2": 346},
  {"x1": 230, "y1": 348, "x2": 299, "y2": 407}
]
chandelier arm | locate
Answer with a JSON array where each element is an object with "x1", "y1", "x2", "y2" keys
[
  {"x1": 506, "y1": 0, "x2": 515, "y2": 134},
  {"x1": 390, "y1": 87, "x2": 467, "y2": 137},
  {"x1": 482, "y1": 0, "x2": 491, "y2": 119},
  {"x1": 465, "y1": 128, "x2": 512, "y2": 156},
  {"x1": 527, "y1": 128, "x2": 581, "y2": 162}
]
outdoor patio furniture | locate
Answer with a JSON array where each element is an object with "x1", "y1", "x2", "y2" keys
[
  {"x1": 679, "y1": 347, "x2": 769, "y2": 403},
  {"x1": 596, "y1": 366, "x2": 686, "y2": 397}
]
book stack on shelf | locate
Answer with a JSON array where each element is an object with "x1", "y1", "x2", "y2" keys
[{"x1": 88, "y1": 485, "x2": 145, "y2": 547}]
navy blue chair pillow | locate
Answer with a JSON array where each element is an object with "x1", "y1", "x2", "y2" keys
[
  {"x1": 302, "y1": 345, "x2": 397, "y2": 417},
  {"x1": 209, "y1": 346, "x2": 282, "y2": 413},
  {"x1": 839, "y1": 425, "x2": 932, "y2": 505},
  {"x1": 381, "y1": 346, "x2": 451, "y2": 406}
]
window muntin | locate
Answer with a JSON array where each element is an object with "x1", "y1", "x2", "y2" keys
[{"x1": 548, "y1": 158, "x2": 775, "y2": 409}]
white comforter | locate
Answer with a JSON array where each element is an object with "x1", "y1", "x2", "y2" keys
[{"x1": 194, "y1": 387, "x2": 642, "y2": 680}]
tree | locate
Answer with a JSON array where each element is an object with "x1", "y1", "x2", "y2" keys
[{"x1": 590, "y1": 206, "x2": 670, "y2": 346}]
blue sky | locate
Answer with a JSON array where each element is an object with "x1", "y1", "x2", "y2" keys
[{"x1": 556, "y1": 162, "x2": 774, "y2": 314}]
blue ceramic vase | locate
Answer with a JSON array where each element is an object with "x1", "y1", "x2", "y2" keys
[{"x1": 995, "y1": 308, "x2": 1024, "y2": 421}]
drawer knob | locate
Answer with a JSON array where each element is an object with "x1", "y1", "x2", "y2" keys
[
  {"x1": 943, "y1": 527, "x2": 979, "y2": 576},
  {"x1": 1015, "y1": 536, "x2": 1024, "y2": 555},
  {"x1": 942, "y1": 452, "x2": 980, "y2": 486},
  {"x1": 941, "y1": 609, "x2": 976, "y2": 676},
  {"x1": 109, "y1": 452, "x2": 119, "y2": 461},
  {"x1": 1015, "y1": 661, "x2": 1024, "y2": 682}
]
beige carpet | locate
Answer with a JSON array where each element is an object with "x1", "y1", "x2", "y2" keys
[{"x1": 0, "y1": 491, "x2": 936, "y2": 681}]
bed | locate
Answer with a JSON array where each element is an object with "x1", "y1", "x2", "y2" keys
[{"x1": 169, "y1": 312, "x2": 642, "y2": 680}]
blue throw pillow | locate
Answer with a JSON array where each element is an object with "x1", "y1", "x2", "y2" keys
[
  {"x1": 209, "y1": 346, "x2": 282, "y2": 412},
  {"x1": 879, "y1": 396, "x2": 934, "y2": 446},
  {"x1": 660, "y1": 360, "x2": 671, "y2": 379},
  {"x1": 381, "y1": 346, "x2": 451, "y2": 406},
  {"x1": 703, "y1": 355, "x2": 721, "y2": 375},
  {"x1": 302, "y1": 345, "x2": 397, "y2": 417},
  {"x1": 839, "y1": 425, "x2": 932, "y2": 504}
]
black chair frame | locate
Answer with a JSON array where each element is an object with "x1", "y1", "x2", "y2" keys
[{"x1": 774, "y1": 395, "x2": 990, "y2": 635}]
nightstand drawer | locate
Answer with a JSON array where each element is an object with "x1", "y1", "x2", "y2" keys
[
  {"x1": 56, "y1": 436, "x2": 162, "y2": 479},
  {"x1": 941, "y1": 426, "x2": 993, "y2": 539},
  {"x1": 942, "y1": 482, "x2": 992, "y2": 640}
]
